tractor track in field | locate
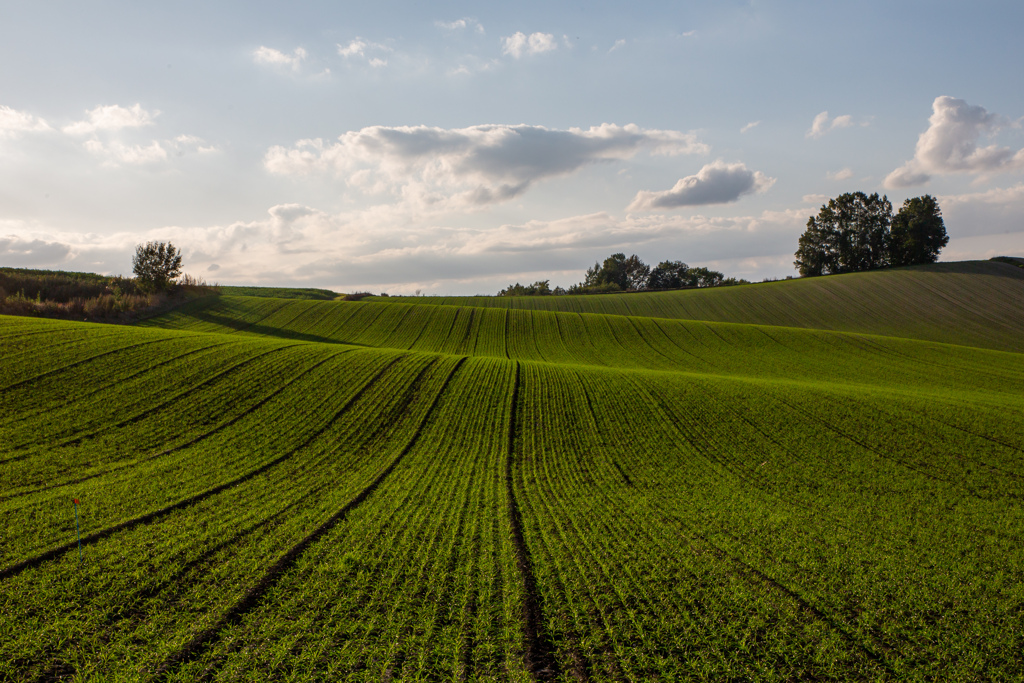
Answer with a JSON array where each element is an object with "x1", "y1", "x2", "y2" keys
[
  {"x1": 775, "y1": 396, "x2": 973, "y2": 491},
  {"x1": 503, "y1": 309, "x2": 511, "y2": 359},
  {"x1": 153, "y1": 356, "x2": 466, "y2": 680},
  {"x1": 0, "y1": 338, "x2": 237, "y2": 432},
  {"x1": 456, "y1": 307, "x2": 477, "y2": 355},
  {"x1": 647, "y1": 318, "x2": 723, "y2": 370},
  {"x1": 691, "y1": 530, "x2": 898, "y2": 676},
  {"x1": 7, "y1": 341, "x2": 303, "y2": 453},
  {"x1": 504, "y1": 362, "x2": 563, "y2": 682},
  {"x1": 0, "y1": 348, "x2": 352, "y2": 502},
  {"x1": 0, "y1": 353, "x2": 407, "y2": 582},
  {"x1": 403, "y1": 306, "x2": 433, "y2": 351},
  {"x1": 186, "y1": 297, "x2": 293, "y2": 337},
  {"x1": 0, "y1": 335, "x2": 189, "y2": 395},
  {"x1": 29, "y1": 355, "x2": 444, "y2": 680},
  {"x1": 28, "y1": 481, "x2": 324, "y2": 683},
  {"x1": 438, "y1": 306, "x2": 462, "y2": 354},
  {"x1": 914, "y1": 410, "x2": 1024, "y2": 470}
]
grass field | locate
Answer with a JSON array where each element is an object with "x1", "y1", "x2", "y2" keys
[
  {"x1": 374, "y1": 261, "x2": 1024, "y2": 352},
  {"x1": 217, "y1": 285, "x2": 340, "y2": 300},
  {"x1": 2, "y1": 262, "x2": 1023, "y2": 680}
]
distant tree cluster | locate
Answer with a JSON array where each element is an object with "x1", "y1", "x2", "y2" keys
[
  {"x1": 571, "y1": 253, "x2": 748, "y2": 294},
  {"x1": 794, "y1": 193, "x2": 948, "y2": 277},
  {"x1": 497, "y1": 280, "x2": 566, "y2": 297},
  {"x1": 496, "y1": 254, "x2": 748, "y2": 296}
]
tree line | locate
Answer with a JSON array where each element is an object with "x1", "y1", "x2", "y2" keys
[
  {"x1": 497, "y1": 254, "x2": 748, "y2": 296},
  {"x1": 794, "y1": 193, "x2": 948, "y2": 277}
]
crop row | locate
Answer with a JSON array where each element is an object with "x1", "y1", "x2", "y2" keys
[
  {"x1": 509, "y1": 362, "x2": 1024, "y2": 679},
  {"x1": 1, "y1": 347, "x2": 462, "y2": 678},
  {"x1": 0, "y1": 332, "x2": 421, "y2": 564},
  {"x1": 164, "y1": 357, "x2": 530, "y2": 681}
]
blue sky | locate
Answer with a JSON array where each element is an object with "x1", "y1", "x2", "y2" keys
[{"x1": 2, "y1": 1, "x2": 1023, "y2": 294}]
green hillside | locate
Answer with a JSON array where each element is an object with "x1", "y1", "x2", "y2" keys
[
  {"x1": 375, "y1": 261, "x2": 1024, "y2": 352},
  {"x1": 217, "y1": 285, "x2": 340, "y2": 300},
  {"x1": 139, "y1": 295, "x2": 1024, "y2": 393},
  {"x1": 3, "y1": 266, "x2": 1024, "y2": 680}
]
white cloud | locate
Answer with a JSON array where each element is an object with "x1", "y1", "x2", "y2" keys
[
  {"x1": 83, "y1": 139, "x2": 168, "y2": 165},
  {"x1": 338, "y1": 38, "x2": 391, "y2": 60},
  {"x1": 338, "y1": 39, "x2": 368, "y2": 58},
  {"x1": 62, "y1": 104, "x2": 157, "y2": 135},
  {"x1": 609, "y1": 39, "x2": 626, "y2": 53},
  {"x1": 501, "y1": 32, "x2": 557, "y2": 58},
  {"x1": 885, "y1": 96, "x2": 1024, "y2": 188},
  {"x1": 740, "y1": 121, "x2": 760, "y2": 134},
  {"x1": 802, "y1": 194, "x2": 829, "y2": 206},
  {"x1": 942, "y1": 182, "x2": 1024, "y2": 207},
  {"x1": 172, "y1": 135, "x2": 218, "y2": 155},
  {"x1": 827, "y1": 168, "x2": 854, "y2": 181},
  {"x1": 436, "y1": 18, "x2": 466, "y2": 30},
  {"x1": 78, "y1": 135, "x2": 213, "y2": 166},
  {"x1": 681, "y1": 30, "x2": 697, "y2": 37},
  {"x1": 264, "y1": 123, "x2": 708, "y2": 208},
  {"x1": 435, "y1": 18, "x2": 484, "y2": 34},
  {"x1": 627, "y1": 161, "x2": 775, "y2": 210},
  {"x1": 336, "y1": 38, "x2": 393, "y2": 70},
  {"x1": 446, "y1": 55, "x2": 501, "y2": 77},
  {"x1": 0, "y1": 105, "x2": 51, "y2": 138},
  {"x1": 806, "y1": 111, "x2": 854, "y2": 139},
  {"x1": 253, "y1": 46, "x2": 307, "y2": 71}
]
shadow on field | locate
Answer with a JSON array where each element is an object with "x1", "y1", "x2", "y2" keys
[{"x1": 188, "y1": 305, "x2": 367, "y2": 347}]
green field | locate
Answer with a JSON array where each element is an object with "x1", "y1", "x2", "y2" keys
[
  {"x1": 217, "y1": 285, "x2": 340, "y2": 300},
  {"x1": 375, "y1": 261, "x2": 1024, "y2": 352},
  {"x1": 3, "y1": 262, "x2": 1023, "y2": 680}
]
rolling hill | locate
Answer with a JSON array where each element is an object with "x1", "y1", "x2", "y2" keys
[
  {"x1": 2, "y1": 263, "x2": 1023, "y2": 681},
  {"x1": 375, "y1": 261, "x2": 1024, "y2": 352}
]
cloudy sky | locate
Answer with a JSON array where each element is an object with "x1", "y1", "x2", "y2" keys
[{"x1": 2, "y1": 1, "x2": 1023, "y2": 294}]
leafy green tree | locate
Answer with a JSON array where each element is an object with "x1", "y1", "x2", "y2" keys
[
  {"x1": 583, "y1": 261, "x2": 608, "y2": 289},
  {"x1": 684, "y1": 266, "x2": 725, "y2": 288},
  {"x1": 622, "y1": 254, "x2": 650, "y2": 290},
  {"x1": 599, "y1": 256, "x2": 622, "y2": 287},
  {"x1": 647, "y1": 260, "x2": 689, "y2": 289},
  {"x1": 647, "y1": 262, "x2": 727, "y2": 289},
  {"x1": 889, "y1": 195, "x2": 948, "y2": 266},
  {"x1": 497, "y1": 280, "x2": 552, "y2": 296},
  {"x1": 584, "y1": 253, "x2": 650, "y2": 291},
  {"x1": 795, "y1": 192, "x2": 892, "y2": 276},
  {"x1": 133, "y1": 241, "x2": 183, "y2": 292}
]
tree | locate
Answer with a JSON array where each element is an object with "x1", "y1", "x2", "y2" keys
[
  {"x1": 588, "y1": 253, "x2": 628, "y2": 290},
  {"x1": 647, "y1": 260, "x2": 689, "y2": 289},
  {"x1": 133, "y1": 241, "x2": 183, "y2": 292},
  {"x1": 622, "y1": 254, "x2": 650, "y2": 290},
  {"x1": 647, "y1": 261, "x2": 727, "y2": 289},
  {"x1": 583, "y1": 253, "x2": 649, "y2": 291},
  {"x1": 684, "y1": 266, "x2": 725, "y2": 288},
  {"x1": 497, "y1": 280, "x2": 552, "y2": 296},
  {"x1": 889, "y1": 195, "x2": 948, "y2": 266},
  {"x1": 795, "y1": 192, "x2": 892, "y2": 276}
]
